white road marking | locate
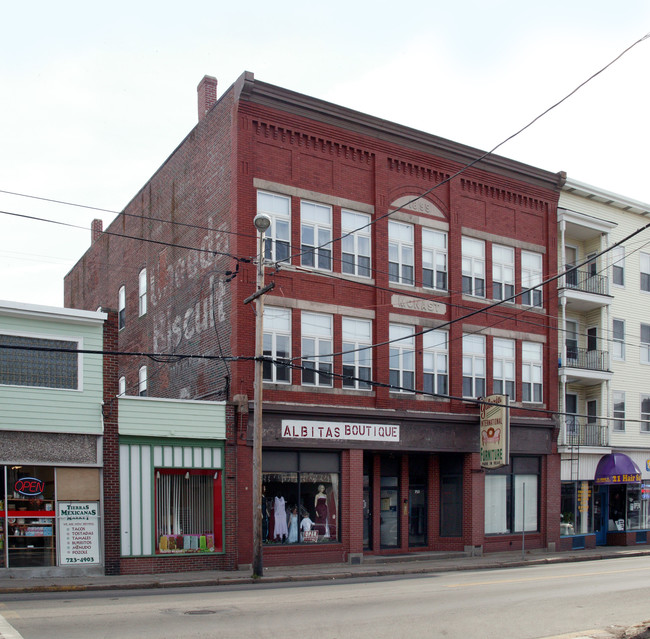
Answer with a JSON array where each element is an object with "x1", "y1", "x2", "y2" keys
[{"x1": 0, "y1": 613, "x2": 24, "y2": 639}]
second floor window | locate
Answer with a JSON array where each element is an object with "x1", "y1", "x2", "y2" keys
[
  {"x1": 521, "y1": 251, "x2": 543, "y2": 307},
  {"x1": 118, "y1": 285, "x2": 126, "y2": 330},
  {"x1": 612, "y1": 319, "x2": 625, "y2": 361},
  {"x1": 492, "y1": 245, "x2": 514, "y2": 301},
  {"x1": 493, "y1": 338, "x2": 515, "y2": 399},
  {"x1": 301, "y1": 201, "x2": 332, "y2": 270},
  {"x1": 301, "y1": 312, "x2": 333, "y2": 386},
  {"x1": 423, "y1": 329, "x2": 448, "y2": 395},
  {"x1": 342, "y1": 317, "x2": 372, "y2": 390},
  {"x1": 389, "y1": 324, "x2": 415, "y2": 391},
  {"x1": 613, "y1": 391, "x2": 625, "y2": 432},
  {"x1": 462, "y1": 237, "x2": 485, "y2": 297},
  {"x1": 462, "y1": 334, "x2": 486, "y2": 398},
  {"x1": 422, "y1": 229, "x2": 447, "y2": 290},
  {"x1": 642, "y1": 395, "x2": 650, "y2": 433},
  {"x1": 641, "y1": 324, "x2": 650, "y2": 365},
  {"x1": 612, "y1": 245, "x2": 625, "y2": 287},
  {"x1": 388, "y1": 221, "x2": 414, "y2": 285},
  {"x1": 138, "y1": 365, "x2": 148, "y2": 397},
  {"x1": 341, "y1": 210, "x2": 371, "y2": 278},
  {"x1": 522, "y1": 342, "x2": 543, "y2": 403},
  {"x1": 138, "y1": 268, "x2": 147, "y2": 316},
  {"x1": 263, "y1": 307, "x2": 291, "y2": 383},
  {"x1": 118, "y1": 376, "x2": 126, "y2": 397},
  {"x1": 258, "y1": 191, "x2": 291, "y2": 263},
  {"x1": 641, "y1": 253, "x2": 650, "y2": 293}
]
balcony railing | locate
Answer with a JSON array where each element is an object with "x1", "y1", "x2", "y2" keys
[
  {"x1": 564, "y1": 418, "x2": 608, "y2": 447},
  {"x1": 562, "y1": 268, "x2": 608, "y2": 295},
  {"x1": 561, "y1": 347, "x2": 609, "y2": 372}
]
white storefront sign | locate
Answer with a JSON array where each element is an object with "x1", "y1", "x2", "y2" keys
[
  {"x1": 58, "y1": 502, "x2": 101, "y2": 565},
  {"x1": 282, "y1": 420, "x2": 400, "y2": 442}
]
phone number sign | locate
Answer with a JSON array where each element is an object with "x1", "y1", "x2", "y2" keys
[{"x1": 58, "y1": 502, "x2": 100, "y2": 565}]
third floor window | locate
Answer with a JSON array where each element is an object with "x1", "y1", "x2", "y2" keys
[
  {"x1": 301, "y1": 201, "x2": 332, "y2": 270},
  {"x1": 341, "y1": 210, "x2": 371, "y2": 278},
  {"x1": 388, "y1": 221, "x2": 414, "y2": 285}
]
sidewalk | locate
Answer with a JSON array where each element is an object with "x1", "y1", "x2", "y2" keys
[{"x1": 2, "y1": 546, "x2": 650, "y2": 594}]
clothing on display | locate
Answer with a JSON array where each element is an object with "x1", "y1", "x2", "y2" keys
[
  {"x1": 273, "y1": 495, "x2": 288, "y2": 540},
  {"x1": 287, "y1": 511, "x2": 298, "y2": 543},
  {"x1": 314, "y1": 486, "x2": 328, "y2": 536}
]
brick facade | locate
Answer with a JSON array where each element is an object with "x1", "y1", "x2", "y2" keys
[{"x1": 66, "y1": 72, "x2": 562, "y2": 571}]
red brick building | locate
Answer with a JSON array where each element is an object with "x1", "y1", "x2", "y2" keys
[{"x1": 65, "y1": 72, "x2": 562, "y2": 571}]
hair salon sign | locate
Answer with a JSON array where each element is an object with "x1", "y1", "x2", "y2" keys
[{"x1": 282, "y1": 420, "x2": 400, "y2": 443}]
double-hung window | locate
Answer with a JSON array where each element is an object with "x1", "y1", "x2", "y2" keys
[
  {"x1": 522, "y1": 342, "x2": 543, "y2": 403},
  {"x1": 118, "y1": 376, "x2": 126, "y2": 397},
  {"x1": 301, "y1": 312, "x2": 333, "y2": 386},
  {"x1": 263, "y1": 307, "x2": 291, "y2": 383},
  {"x1": 462, "y1": 237, "x2": 485, "y2": 297},
  {"x1": 342, "y1": 317, "x2": 372, "y2": 390},
  {"x1": 118, "y1": 285, "x2": 126, "y2": 330},
  {"x1": 138, "y1": 365, "x2": 148, "y2": 397},
  {"x1": 388, "y1": 221, "x2": 414, "y2": 285},
  {"x1": 642, "y1": 395, "x2": 650, "y2": 433},
  {"x1": 613, "y1": 391, "x2": 625, "y2": 432},
  {"x1": 258, "y1": 191, "x2": 291, "y2": 263},
  {"x1": 612, "y1": 245, "x2": 625, "y2": 287},
  {"x1": 341, "y1": 210, "x2": 371, "y2": 278},
  {"x1": 389, "y1": 324, "x2": 415, "y2": 391},
  {"x1": 462, "y1": 334, "x2": 486, "y2": 398},
  {"x1": 422, "y1": 229, "x2": 447, "y2": 290},
  {"x1": 641, "y1": 253, "x2": 650, "y2": 293},
  {"x1": 301, "y1": 201, "x2": 332, "y2": 270},
  {"x1": 138, "y1": 268, "x2": 147, "y2": 316},
  {"x1": 423, "y1": 329, "x2": 448, "y2": 395},
  {"x1": 641, "y1": 324, "x2": 650, "y2": 365},
  {"x1": 521, "y1": 251, "x2": 543, "y2": 307},
  {"x1": 492, "y1": 245, "x2": 514, "y2": 301},
  {"x1": 612, "y1": 319, "x2": 625, "y2": 361},
  {"x1": 493, "y1": 338, "x2": 515, "y2": 399}
]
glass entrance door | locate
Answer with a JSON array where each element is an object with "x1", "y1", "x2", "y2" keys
[
  {"x1": 595, "y1": 486, "x2": 608, "y2": 545},
  {"x1": 408, "y1": 485, "x2": 426, "y2": 546},
  {"x1": 363, "y1": 474, "x2": 371, "y2": 550},
  {"x1": 380, "y1": 476, "x2": 399, "y2": 548}
]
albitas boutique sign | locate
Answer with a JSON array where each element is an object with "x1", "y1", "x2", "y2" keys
[{"x1": 282, "y1": 420, "x2": 400, "y2": 443}]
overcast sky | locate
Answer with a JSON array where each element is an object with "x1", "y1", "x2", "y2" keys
[{"x1": 1, "y1": 1, "x2": 649, "y2": 308}]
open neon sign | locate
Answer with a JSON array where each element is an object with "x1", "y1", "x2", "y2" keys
[{"x1": 14, "y1": 477, "x2": 45, "y2": 496}]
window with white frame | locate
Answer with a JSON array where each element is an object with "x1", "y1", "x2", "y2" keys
[
  {"x1": 118, "y1": 285, "x2": 126, "y2": 330},
  {"x1": 642, "y1": 395, "x2": 650, "y2": 433},
  {"x1": 138, "y1": 268, "x2": 147, "y2": 316},
  {"x1": 341, "y1": 210, "x2": 371, "y2": 278},
  {"x1": 388, "y1": 221, "x2": 414, "y2": 285},
  {"x1": 258, "y1": 191, "x2": 291, "y2": 263},
  {"x1": 0, "y1": 334, "x2": 79, "y2": 390},
  {"x1": 641, "y1": 253, "x2": 650, "y2": 293},
  {"x1": 461, "y1": 237, "x2": 485, "y2": 297},
  {"x1": 389, "y1": 324, "x2": 415, "y2": 391},
  {"x1": 613, "y1": 391, "x2": 625, "y2": 431},
  {"x1": 462, "y1": 334, "x2": 486, "y2": 398},
  {"x1": 522, "y1": 342, "x2": 543, "y2": 403},
  {"x1": 342, "y1": 317, "x2": 372, "y2": 390},
  {"x1": 301, "y1": 201, "x2": 332, "y2": 270},
  {"x1": 138, "y1": 365, "x2": 148, "y2": 397},
  {"x1": 263, "y1": 307, "x2": 291, "y2": 383},
  {"x1": 422, "y1": 229, "x2": 447, "y2": 291},
  {"x1": 612, "y1": 319, "x2": 625, "y2": 361},
  {"x1": 301, "y1": 312, "x2": 333, "y2": 386},
  {"x1": 493, "y1": 338, "x2": 515, "y2": 399},
  {"x1": 492, "y1": 245, "x2": 515, "y2": 301},
  {"x1": 118, "y1": 376, "x2": 126, "y2": 397},
  {"x1": 641, "y1": 324, "x2": 650, "y2": 365},
  {"x1": 521, "y1": 251, "x2": 543, "y2": 307},
  {"x1": 423, "y1": 329, "x2": 448, "y2": 395},
  {"x1": 611, "y1": 245, "x2": 625, "y2": 287}
]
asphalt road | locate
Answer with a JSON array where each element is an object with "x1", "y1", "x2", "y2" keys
[{"x1": 3, "y1": 556, "x2": 650, "y2": 638}]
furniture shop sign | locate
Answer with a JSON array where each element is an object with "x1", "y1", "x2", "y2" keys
[
  {"x1": 58, "y1": 502, "x2": 100, "y2": 565},
  {"x1": 479, "y1": 394, "x2": 510, "y2": 469},
  {"x1": 282, "y1": 420, "x2": 400, "y2": 442}
]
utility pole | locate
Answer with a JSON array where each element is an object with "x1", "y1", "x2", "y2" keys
[{"x1": 250, "y1": 213, "x2": 271, "y2": 578}]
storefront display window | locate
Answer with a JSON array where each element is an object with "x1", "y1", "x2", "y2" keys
[
  {"x1": 561, "y1": 481, "x2": 594, "y2": 536},
  {"x1": 485, "y1": 457, "x2": 539, "y2": 534},
  {"x1": 155, "y1": 469, "x2": 220, "y2": 553},
  {"x1": 262, "y1": 451, "x2": 339, "y2": 544}
]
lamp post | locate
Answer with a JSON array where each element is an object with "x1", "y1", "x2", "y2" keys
[{"x1": 252, "y1": 213, "x2": 271, "y2": 578}]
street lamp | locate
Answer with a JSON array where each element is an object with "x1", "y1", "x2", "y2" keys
[{"x1": 252, "y1": 213, "x2": 271, "y2": 578}]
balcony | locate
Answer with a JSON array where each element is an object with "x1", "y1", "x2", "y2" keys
[
  {"x1": 559, "y1": 348, "x2": 612, "y2": 386},
  {"x1": 563, "y1": 417, "x2": 609, "y2": 447},
  {"x1": 559, "y1": 268, "x2": 612, "y2": 312}
]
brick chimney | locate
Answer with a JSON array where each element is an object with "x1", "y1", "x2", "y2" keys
[
  {"x1": 91, "y1": 218, "x2": 103, "y2": 245},
  {"x1": 197, "y1": 75, "x2": 218, "y2": 122}
]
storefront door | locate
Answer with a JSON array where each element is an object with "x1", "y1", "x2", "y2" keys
[
  {"x1": 363, "y1": 477, "x2": 371, "y2": 550},
  {"x1": 595, "y1": 486, "x2": 608, "y2": 546}
]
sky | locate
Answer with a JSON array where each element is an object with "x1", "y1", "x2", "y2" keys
[{"x1": 1, "y1": 1, "x2": 649, "y2": 308}]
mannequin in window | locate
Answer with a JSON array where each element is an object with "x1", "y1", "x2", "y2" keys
[
  {"x1": 314, "y1": 484, "x2": 328, "y2": 536},
  {"x1": 287, "y1": 506, "x2": 298, "y2": 543},
  {"x1": 274, "y1": 494, "x2": 288, "y2": 541}
]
